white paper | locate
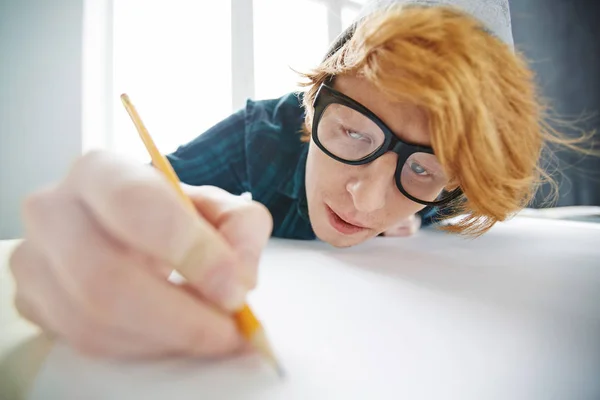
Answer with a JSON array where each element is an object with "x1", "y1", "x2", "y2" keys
[{"x1": 29, "y1": 218, "x2": 600, "y2": 400}]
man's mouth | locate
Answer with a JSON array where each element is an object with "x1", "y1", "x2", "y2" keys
[{"x1": 325, "y1": 205, "x2": 368, "y2": 235}]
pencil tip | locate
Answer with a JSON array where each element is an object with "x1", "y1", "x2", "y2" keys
[
  {"x1": 250, "y1": 329, "x2": 285, "y2": 379},
  {"x1": 274, "y1": 362, "x2": 286, "y2": 379}
]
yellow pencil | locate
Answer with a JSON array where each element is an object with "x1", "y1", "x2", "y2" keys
[{"x1": 120, "y1": 93, "x2": 284, "y2": 378}]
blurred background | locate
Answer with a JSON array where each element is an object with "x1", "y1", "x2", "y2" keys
[{"x1": 0, "y1": 0, "x2": 598, "y2": 239}]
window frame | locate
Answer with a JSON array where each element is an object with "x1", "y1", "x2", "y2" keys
[{"x1": 81, "y1": 0, "x2": 363, "y2": 153}]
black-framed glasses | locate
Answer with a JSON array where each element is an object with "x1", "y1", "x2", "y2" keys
[{"x1": 311, "y1": 81, "x2": 462, "y2": 206}]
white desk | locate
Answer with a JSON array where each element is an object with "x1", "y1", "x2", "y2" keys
[{"x1": 2, "y1": 217, "x2": 600, "y2": 400}]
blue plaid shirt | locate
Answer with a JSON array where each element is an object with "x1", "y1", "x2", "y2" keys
[{"x1": 167, "y1": 92, "x2": 437, "y2": 240}]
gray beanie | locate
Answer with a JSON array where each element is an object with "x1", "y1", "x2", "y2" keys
[
  {"x1": 357, "y1": 0, "x2": 514, "y2": 48},
  {"x1": 324, "y1": 0, "x2": 514, "y2": 60}
]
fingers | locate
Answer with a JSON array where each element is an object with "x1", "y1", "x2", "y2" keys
[
  {"x1": 20, "y1": 186, "x2": 243, "y2": 357},
  {"x1": 11, "y1": 150, "x2": 265, "y2": 359},
  {"x1": 64, "y1": 151, "x2": 230, "y2": 266},
  {"x1": 61, "y1": 151, "x2": 247, "y2": 311},
  {"x1": 9, "y1": 241, "x2": 58, "y2": 333},
  {"x1": 185, "y1": 185, "x2": 273, "y2": 289},
  {"x1": 109, "y1": 276, "x2": 244, "y2": 357}
]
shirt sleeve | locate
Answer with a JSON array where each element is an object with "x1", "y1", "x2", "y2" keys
[{"x1": 165, "y1": 107, "x2": 250, "y2": 196}]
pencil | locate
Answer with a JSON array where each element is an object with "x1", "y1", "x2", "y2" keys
[{"x1": 120, "y1": 93, "x2": 284, "y2": 378}]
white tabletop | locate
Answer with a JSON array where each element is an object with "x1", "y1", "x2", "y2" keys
[{"x1": 3, "y1": 217, "x2": 600, "y2": 400}]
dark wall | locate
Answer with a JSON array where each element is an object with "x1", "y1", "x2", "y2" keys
[{"x1": 510, "y1": 0, "x2": 600, "y2": 207}]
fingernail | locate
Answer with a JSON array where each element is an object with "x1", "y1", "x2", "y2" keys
[{"x1": 204, "y1": 266, "x2": 248, "y2": 311}]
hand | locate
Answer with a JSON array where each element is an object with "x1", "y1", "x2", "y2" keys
[
  {"x1": 382, "y1": 214, "x2": 421, "y2": 237},
  {"x1": 9, "y1": 150, "x2": 272, "y2": 359}
]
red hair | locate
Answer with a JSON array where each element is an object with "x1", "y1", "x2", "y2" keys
[{"x1": 298, "y1": 5, "x2": 591, "y2": 236}]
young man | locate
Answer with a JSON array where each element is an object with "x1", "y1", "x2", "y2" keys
[{"x1": 10, "y1": 0, "x2": 562, "y2": 358}]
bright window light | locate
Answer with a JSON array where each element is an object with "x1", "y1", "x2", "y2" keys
[
  {"x1": 342, "y1": 5, "x2": 360, "y2": 29},
  {"x1": 96, "y1": 0, "x2": 352, "y2": 160},
  {"x1": 111, "y1": 0, "x2": 232, "y2": 161},
  {"x1": 253, "y1": 0, "x2": 329, "y2": 100}
]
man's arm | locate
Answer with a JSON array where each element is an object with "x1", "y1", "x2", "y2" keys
[{"x1": 165, "y1": 108, "x2": 250, "y2": 196}]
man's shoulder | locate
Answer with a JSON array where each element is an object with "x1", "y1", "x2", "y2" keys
[
  {"x1": 246, "y1": 91, "x2": 305, "y2": 117},
  {"x1": 241, "y1": 92, "x2": 309, "y2": 199},
  {"x1": 244, "y1": 92, "x2": 306, "y2": 146}
]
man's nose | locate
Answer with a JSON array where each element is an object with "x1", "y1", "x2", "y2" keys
[{"x1": 345, "y1": 154, "x2": 396, "y2": 214}]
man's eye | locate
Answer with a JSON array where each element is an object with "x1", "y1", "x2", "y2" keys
[
  {"x1": 410, "y1": 162, "x2": 429, "y2": 176},
  {"x1": 347, "y1": 131, "x2": 369, "y2": 141}
]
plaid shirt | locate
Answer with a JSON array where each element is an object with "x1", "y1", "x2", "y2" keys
[
  {"x1": 167, "y1": 93, "x2": 315, "y2": 239},
  {"x1": 167, "y1": 92, "x2": 437, "y2": 240}
]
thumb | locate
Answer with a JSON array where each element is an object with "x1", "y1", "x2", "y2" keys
[
  {"x1": 175, "y1": 218, "x2": 250, "y2": 312},
  {"x1": 184, "y1": 186, "x2": 273, "y2": 290}
]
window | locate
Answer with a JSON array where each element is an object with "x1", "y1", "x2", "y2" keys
[
  {"x1": 253, "y1": 0, "x2": 329, "y2": 100},
  {"x1": 84, "y1": 0, "x2": 368, "y2": 160},
  {"x1": 342, "y1": 5, "x2": 360, "y2": 29},
  {"x1": 111, "y1": 0, "x2": 232, "y2": 162}
]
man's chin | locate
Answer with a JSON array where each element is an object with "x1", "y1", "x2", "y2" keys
[
  {"x1": 313, "y1": 225, "x2": 372, "y2": 248},
  {"x1": 308, "y1": 202, "x2": 374, "y2": 247}
]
